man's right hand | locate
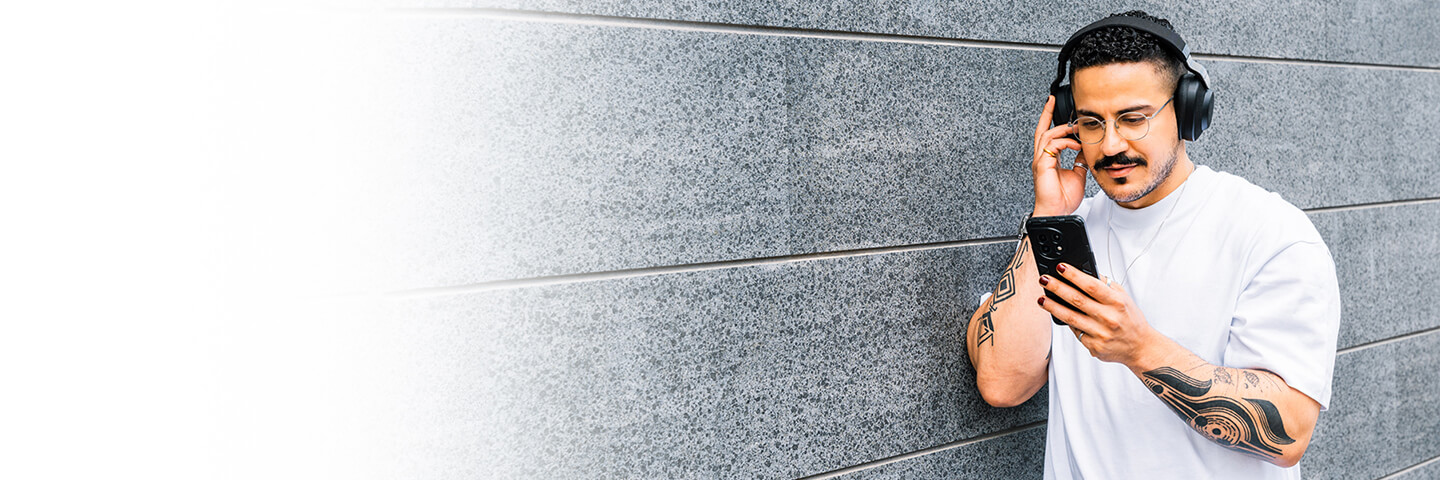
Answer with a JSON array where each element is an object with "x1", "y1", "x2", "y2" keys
[{"x1": 1031, "y1": 95, "x2": 1088, "y2": 217}]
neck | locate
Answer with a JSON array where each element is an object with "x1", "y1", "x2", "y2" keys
[{"x1": 1116, "y1": 147, "x2": 1195, "y2": 210}]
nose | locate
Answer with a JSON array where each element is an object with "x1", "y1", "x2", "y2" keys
[{"x1": 1099, "y1": 121, "x2": 1128, "y2": 157}]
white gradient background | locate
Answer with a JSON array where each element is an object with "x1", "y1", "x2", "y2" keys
[{"x1": 2, "y1": 3, "x2": 411, "y2": 478}]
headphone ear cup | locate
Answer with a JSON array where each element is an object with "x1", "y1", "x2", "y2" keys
[
  {"x1": 1052, "y1": 86, "x2": 1075, "y2": 128},
  {"x1": 1173, "y1": 74, "x2": 1212, "y2": 141},
  {"x1": 1053, "y1": 86, "x2": 1078, "y2": 141},
  {"x1": 1193, "y1": 81, "x2": 1213, "y2": 140}
]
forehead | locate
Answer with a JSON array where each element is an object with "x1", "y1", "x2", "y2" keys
[{"x1": 1071, "y1": 62, "x2": 1172, "y2": 110}]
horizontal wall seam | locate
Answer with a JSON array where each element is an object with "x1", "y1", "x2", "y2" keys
[
  {"x1": 1303, "y1": 197, "x2": 1440, "y2": 214},
  {"x1": 1337, "y1": 325, "x2": 1440, "y2": 355},
  {"x1": 382, "y1": 195, "x2": 1439, "y2": 297},
  {"x1": 380, "y1": 7, "x2": 1440, "y2": 72},
  {"x1": 795, "y1": 420, "x2": 1047, "y2": 480},
  {"x1": 384, "y1": 235, "x2": 1017, "y2": 299},
  {"x1": 380, "y1": 7, "x2": 1058, "y2": 52},
  {"x1": 1377, "y1": 452, "x2": 1440, "y2": 480}
]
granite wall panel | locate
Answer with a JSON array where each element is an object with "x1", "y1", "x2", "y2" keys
[
  {"x1": 382, "y1": 1, "x2": 1440, "y2": 67},
  {"x1": 369, "y1": 242, "x2": 1047, "y2": 478},
  {"x1": 1188, "y1": 62, "x2": 1440, "y2": 210},
  {"x1": 368, "y1": 17, "x2": 1438, "y2": 291},
  {"x1": 836, "y1": 425, "x2": 1046, "y2": 479},
  {"x1": 1301, "y1": 332, "x2": 1440, "y2": 479},
  {"x1": 1312, "y1": 201, "x2": 1440, "y2": 350}
]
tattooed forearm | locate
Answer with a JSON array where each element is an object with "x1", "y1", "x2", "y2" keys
[
  {"x1": 1141, "y1": 367, "x2": 1296, "y2": 460},
  {"x1": 977, "y1": 240, "x2": 1028, "y2": 347}
]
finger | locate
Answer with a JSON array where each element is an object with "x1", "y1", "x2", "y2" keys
[
  {"x1": 1056, "y1": 263, "x2": 1121, "y2": 304},
  {"x1": 1038, "y1": 123, "x2": 1076, "y2": 146},
  {"x1": 1039, "y1": 137, "x2": 1083, "y2": 167},
  {"x1": 1043, "y1": 137, "x2": 1082, "y2": 154},
  {"x1": 1032, "y1": 143, "x2": 1059, "y2": 173},
  {"x1": 1034, "y1": 96, "x2": 1055, "y2": 151},
  {"x1": 1070, "y1": 326, "x2": 1096, "y2": 349},
  {"x1": 1040, "y1": 273, "x2": 1100, "y2": 317},
  {"x1": 1037, "y1": 294, "x2": 1102, "y2": 334},
  {"x1": 1098, "y1": 274, "x2": 1124, "y2": 293},
  {"x1": 1033, "y1": 131, "x2": 1078, "y2": 173}
]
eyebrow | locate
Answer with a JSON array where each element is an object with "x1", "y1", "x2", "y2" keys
[{"x1": 1076, "y1": 103, "x2": 1154, "y2": 118}]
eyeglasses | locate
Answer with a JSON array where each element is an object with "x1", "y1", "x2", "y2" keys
[{"x1": 1068, "y1": 97, "x2": 1174, "y2": 145}]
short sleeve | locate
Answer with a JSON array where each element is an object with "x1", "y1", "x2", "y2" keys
[{"x1": 1223, "y1": 240, "x2": 1343, "y2": 410}]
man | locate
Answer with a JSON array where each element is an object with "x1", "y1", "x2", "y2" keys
[{"x1": 964, "y1": 11, "x2": 1342, "y2": 479}]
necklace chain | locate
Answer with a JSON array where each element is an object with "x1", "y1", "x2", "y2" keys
[{"x1": 1106, "y1": 169, "x2": 1193, "y2": 289}]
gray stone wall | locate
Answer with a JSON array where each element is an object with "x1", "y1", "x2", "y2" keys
[{"x1": 345, "y1": 3, "x2": 1440, "y2": 478}]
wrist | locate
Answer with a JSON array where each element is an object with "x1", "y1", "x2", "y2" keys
[
  {"x1": 1126, "y1": 329, "x2": 1180, "y2": 374},
  {"x1": 1032, "y1": 205, "x2": 1070, "y2": 217}
]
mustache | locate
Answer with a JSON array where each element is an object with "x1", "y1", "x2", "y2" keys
[{"x1": 1093, "y1": 153, "x2": 1146, "y2": 170}]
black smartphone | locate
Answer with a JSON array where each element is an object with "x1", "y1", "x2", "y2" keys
[{"x1": 1026, "y1": 215, "x2": 1100, "y2": 326}]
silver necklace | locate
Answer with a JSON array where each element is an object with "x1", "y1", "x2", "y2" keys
[{"x1": 1106, "y1": 169, "x2": 1193, "y2": 289}]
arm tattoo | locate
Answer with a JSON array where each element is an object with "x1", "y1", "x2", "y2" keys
[
  {"x1": 1141, "y1": 367, "x2": 1296, "y2": 460},
  {"x1": 977, "y1": 241, "x2": 1028, "y2": 347}
]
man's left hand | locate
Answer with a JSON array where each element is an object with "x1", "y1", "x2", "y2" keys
[{"x1": 1037, "y1": 263, "x2": 1168, "y2": 369}]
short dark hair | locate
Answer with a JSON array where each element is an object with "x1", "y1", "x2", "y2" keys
[{"x1": 1068, "y1": 10, "x2": 1186, "y2": 92}]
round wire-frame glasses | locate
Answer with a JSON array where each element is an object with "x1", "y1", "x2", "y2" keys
[{"x1": 1068, "y1": 97, "x2": 1174, "y2": 145}]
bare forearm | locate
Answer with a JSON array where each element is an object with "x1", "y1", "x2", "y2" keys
[
  {"x1": 966, "y1": 238, "x2": 1051, "y2": 406},
  {"x1": 1131, "y1": 340, "x2": 1319, "y2": 467}
]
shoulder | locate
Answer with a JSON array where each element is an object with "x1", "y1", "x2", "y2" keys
[
  {"x1": 1210, "y1": 168, "x2": 1318, "y2": 236},
  {"x1": 1203, "y1": 167, "x2": 1329, "y2": 268}
]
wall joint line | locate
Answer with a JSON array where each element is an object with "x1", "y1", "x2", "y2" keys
[
  {"x1": 382, "y1": 7, "x2": 1440, "y2": 72},
  {"x1": 796, "y1": 421, "x2": 1047, "y2": 480}
]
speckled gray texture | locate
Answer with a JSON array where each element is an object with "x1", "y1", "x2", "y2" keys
[
  {"x1": 382, "y1": 1, "x2": 1440, "y2": 67},
  {"x1": 1187, "y1": 60, "x2": 1440, "y2": 210},
  {"x1": 372, "y1": 17, "x2": 1045, "y2": 289},
  {"x1": 368, "y1": 17, "x2": 1438, "y2": 290},
  {"x1": 1396, "y1": 458, "x2": 1440, "y2": 479},
  {"x1": 1312, "y1": 201, "x2": 1440, "y2": 350},
  {"x1": 838, "y1": 425, "x2": 1045, "y2": 479},
  {"x1": 368, "y1": 242, "x2": 1045, "y2": 478},
  {"x1": 1300, "y1": 332, "x2": 1440, "y2": 480}
]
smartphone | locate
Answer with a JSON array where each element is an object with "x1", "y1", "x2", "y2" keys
[{"x1": 1026, "y1": 215, "x2": 1100, "y2": 326}]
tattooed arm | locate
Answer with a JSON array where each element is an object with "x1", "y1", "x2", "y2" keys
[
  {"x1": 965, "y1": 237, "x2": 1053, "y2": 407},
  {"x1": 1038, "y1": 261, "x2": 1321, "y2": 467},
  {"x1": 1135, "y1": 340, "x2": 1320, "y2": 466},
  {"x1": 969, "y1": 94, "x2": 1092, "y2": 407}
]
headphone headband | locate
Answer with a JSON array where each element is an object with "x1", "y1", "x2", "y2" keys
[
  {"x1": 1050, "y1": 15, "x2": 1211, "y2": 94},
  {"x1": 1048, "y1": 14, "x2": 1215, "y2": 141}
]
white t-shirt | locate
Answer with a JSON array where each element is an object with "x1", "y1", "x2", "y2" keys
[{"x1": 1041, "y1": 165, "x2": 1342, "y2": 479}]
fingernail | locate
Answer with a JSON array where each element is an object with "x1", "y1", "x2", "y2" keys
[
  {"x1": 1057, "y1": 263, "x2": 1068, "y2": 273},
  {"x1": 1037, "y1": 297, "x2": 1046, "y2": 305},
  {"x1": 1039, "y1": 275, "x2": 1050, "y2": 286}
]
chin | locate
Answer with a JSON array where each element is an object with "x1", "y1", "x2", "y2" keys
[{"x1": 1098, "y1": 176, "x2": 1154, "y2": 204}]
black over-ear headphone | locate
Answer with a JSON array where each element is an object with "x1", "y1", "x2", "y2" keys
[{"x1": 1050, "y1": 16, "x2": 1214, "y2": 141}]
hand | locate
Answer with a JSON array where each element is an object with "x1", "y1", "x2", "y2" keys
[
  {"x1": 1031, "y1": 96, "x2": 1087, "y2": 217},
  {"x1": 1036, "y1": 262, "x2": 1166, "y2": 369}
]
